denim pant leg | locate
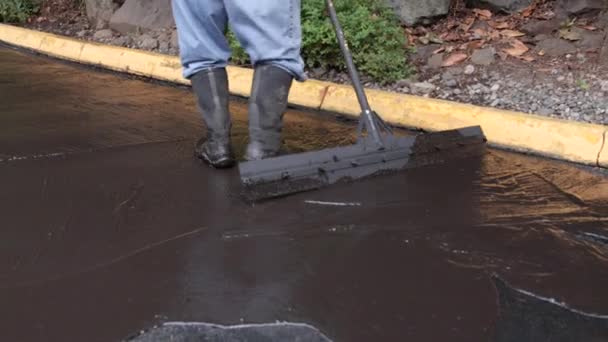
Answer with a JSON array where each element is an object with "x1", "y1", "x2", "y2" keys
[
  {"x1": 225, "y1": 0, "x2": 306, "y2": 81},
  {"x1": 172, "y1": 0, "x2": 231, "y2": 79}
]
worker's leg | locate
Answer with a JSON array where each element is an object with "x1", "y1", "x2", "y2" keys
[
  {"x1": 226, "y1": 0, "x2": 306, "y2": 160},
  {"x1": 172, "y1": 0, "x2": 235, "y2": 167},
  {"x1": 172, "y1": 0, "x2": 231, "y2": 78}
]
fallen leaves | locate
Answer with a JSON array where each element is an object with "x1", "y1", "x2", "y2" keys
[
  {"x1": 499, "y1": 29, "x2": 526, "y2": 38},
  {"x1": 441, "y1": 53, "x2": 468, "y2": 67},
  {"x1": 473, "y1": 8, "x2": 493, "y2": 20},
  {"x1": 559, "y1": 28, "x2": 581, "y2": 41},
  {"x1": 580, "y1": 25, "x2": 598, "y2": 31},
  {"x1": 503, "y1": 39, "x2": 529, "y2": 57}
]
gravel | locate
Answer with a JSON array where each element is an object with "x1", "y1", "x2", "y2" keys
[{"x1": 78, "y1": 28, "x2": 608, "y2": 126}]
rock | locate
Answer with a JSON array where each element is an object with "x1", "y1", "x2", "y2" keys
[
  {"x1": 535, "y1": 38, "x2": 577, "y2": 57},
  {"x1": 521, "y1": 18, "x2": 561, "y2": 35},
  {"x1": 93, "y1": 29, "x2": 114, "y2": 40},
  {"x1": 427, "y1": 53, "x2": 444, "y2": 69},
  {"x1": 575, "y1": 30, "x2": 605, "y2": 50},
  {"x1": 137, "y1": 34, "x2": 159, "y2": 50},
  {"x1": 464, "y1": 65, "x2": 476, "y2": 75},
  {"x1": 411, "y1": 81, "x2": 436, "y2": 94},
  {"x1": 112, "y1": 35, "x2": 132, "y2": 47},
  {"x1": 533, "y1": 34, "x2": 551, "y2": 42},
  {"x1": 85, "y1": 0, "x2": 118, "y2": 24},
  {"x1": 159, "y1": 41, "x2": 170, "y2": 53},
  {"x1": 445, "y1": 79, "x2": 458, "y2": 87},
  {"x1": 465, "y1": 0, "x2": 533, "y2": 13},
  {"x1": 601, "y1": 80, "x2": 608, "y2": 92},
  {"x1": 556, "y1": 0, "x2": 608, "y2": 14},
  {"x1": 109, "y1": 0, "x2": 174, "y2": 34},
  {"x1": 76, "y1": 30, "x2": 87, "y2": 38},
  {"x1": 384, "y1": 0, "x2": 450, "y2": 25},
  {"x1": 491, "y1": 84, "x2": 500, "y2": 92},
  {"x1": 471, "y1": 48, "x2": 495, "y2": 66},
  {"x1": 395, "y1": 79, "x2": 413, "y2": 88},
  {"x1": 412, "y1": 44, "x2": 441, "y2": 63},
  {"x1": 170, "y1": 30, "x2": 179, "y2": 49}
]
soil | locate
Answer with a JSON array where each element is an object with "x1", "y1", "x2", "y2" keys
[{"x1": 17, "y1": 0, "x2": 608, "y2": 125}]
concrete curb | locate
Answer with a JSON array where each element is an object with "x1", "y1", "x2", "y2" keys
[{"x1": 1, "y1": 24, "x2": 606, "y2": 168}]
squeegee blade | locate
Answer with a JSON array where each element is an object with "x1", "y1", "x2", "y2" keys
[{"x1": 238, "y1": 126, "x2": 486, "y2": 202}]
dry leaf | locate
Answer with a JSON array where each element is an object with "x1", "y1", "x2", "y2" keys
[
  {"x1": 519, "y1": 55, "x2": 535, "y2": 62},
  {"x1": 581, "y1": 25, "x2": 598, "y2": 31},
  {"x1": 441, "y1": 31, "x2": 462, "y2": 41},
  {"x1": 467, "y1": 40, "x2": 486, "y2": 50},
  {"x1": 461, "y1": 17, "x2": 476, "y2": 32},
  {"x1": 559, "y1": 28, "x2": 581, "y2": 41},
  {"x1": 521, "y1": 4, "x2": 536, "y2": 17},
  {"x1": 491, "y1": 21, "x2": 511, "y2": 29},
  {"x1": 472, "y1": 28, "x2": 488, "y2": 38},
  {"x1": 433, "y1": 46, "x2": 446, "y2": 54},
  {"x1": 503, "y1": 39, "x2": 529, "y2": 57},
  {"x1": 473, "y1": 9, "x2": 493, "y2": 19},
  {"x1": 489, "y1": 30, "x2": 501, "y2": 41},
  {"x1": 500, "y1": 29, "x2": 526, "y2": 38},
  {"x1": 441, "y1": 53, "x2": 468, "y2": 67}
]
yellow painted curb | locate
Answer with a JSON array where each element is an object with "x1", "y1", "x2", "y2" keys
[
  {"x1": 600, "y1": 133, "x2": 607, "y2": 168},
  {"x1": 1, "y1": 24, "x2": 606, "y2": 167}
]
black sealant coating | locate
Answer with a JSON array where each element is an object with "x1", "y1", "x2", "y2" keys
[{"x1": 1, "y1": 46, "x2": 608, "y2": 342}]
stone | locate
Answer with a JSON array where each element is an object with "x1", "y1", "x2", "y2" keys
[
  {"x1": 112, "y1": 35, "x2": 132, "y2": 47},
  {"x1": 445, "y1": 79, "x2": 458, "y2": 87},
  {"x1": 427, "y1": 53, "x2": 444, "y2": 69},
  {"x1": 138, "y1": 34, "x2": 159, "y2": 50},
  {"x1": 85, "y1": 0, "x2": 118, "y2": 24},
  {"x1": 557, "y1": 0, "x2": 608, "y2": 14},
  {"x1": 465, "y1": 0, "x2": 533, "y2": 13},
  {"x1": 93, "y1": 29, "x2": 114, "y2": 40},
  {"x1": 411, "y1": 81, "x2": 436, "y2": 94},
  {"x1": 76, "y1": 30, "x2": 87, "y2": 38},
  {"x1": 464, "y1": 65, "x2": 476, "y2": 75},
  {"x1": 170, "y1": 30, "x2": 179, "y2": 49},
  {"x1": 109, "y1": 0, "x2": 174, "y2": 34},
  {"x1": 601, "y1": 80, "x2": 608, "y2": 92},
  {"x1": 575, "y1": 30, "x2": 605, "y2": 50},
  {"x1": 384, "y1": 0, "x2": 451, "y2": 25},
  {"x1": 159, "y1": 41, "x2": 170, "y2": 53},
  {"x1": 535, "y1": 38, "x2": 577, "y2": 57},
  {"x1": 521, "y1": 18, "x2": 562, "y2": 35},
  {"x1": 471, "y1": 48, "x2": 495, "y2": 66}
]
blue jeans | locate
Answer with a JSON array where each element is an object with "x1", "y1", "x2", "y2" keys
[{"x1": 172, "y1": 0, "x2": 306, "y2": 81}]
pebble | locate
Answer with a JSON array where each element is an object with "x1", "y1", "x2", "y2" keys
[
  {"x1": 464, "y1": 65, "x2": 475, "y2": 75},
  {"x1": 93, "y1": 29, "x2": 113, "y2": 40}
]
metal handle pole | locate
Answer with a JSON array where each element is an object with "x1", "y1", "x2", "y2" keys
[{"x1": 325, "y1": 0, "x2": 384, "y2": 146}]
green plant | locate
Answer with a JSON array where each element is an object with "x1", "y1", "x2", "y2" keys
[
  {"x1": 226, "y1": 0, "x2": 412, "y2": 84},
  {"x1": 0, "y1": 0, "x2": 39, "y2": 23}
]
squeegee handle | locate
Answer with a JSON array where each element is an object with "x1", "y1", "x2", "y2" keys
[{"x1": 325, "y1": 0, "x2": 384, "y2": 146}]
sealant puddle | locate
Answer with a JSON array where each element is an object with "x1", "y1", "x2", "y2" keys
[{"x1": 494, "y1": 275, "x2": 608, "y2": 342}]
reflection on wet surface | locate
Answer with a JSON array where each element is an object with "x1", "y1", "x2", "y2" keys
[{"x1": 0, "y1": 45, "x2": 607, "y2": 342}]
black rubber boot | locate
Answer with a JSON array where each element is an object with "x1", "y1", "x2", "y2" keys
[
  {"x1": 191, "y1": 68, "x2": 235, "y2": 168},
  {"x1": 245, "y1": 65, "x2": 294, "y2": 161}
]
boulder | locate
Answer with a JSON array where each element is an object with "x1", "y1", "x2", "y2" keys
[
  {"x1": 557, "y1": 0, "x2": 608, "y2": 14},
  {"x1": 109, "y1": 0, "x2": 174, "y2": 34},
  {"x1": 471, "y1": 48, "x2": 496, "y2": 66},
  {"x1": 384, "y1": 0, "x2": 451, "y2": 25},
  {"x1": 466, "y1": 0, "x2": 533, "y2": 13},
  {"x1": 85, "y1": 0, "x2": 119, "y2": 25},
  {"x1": 535, "y1": 38, "x2": 577, "y2": 56}
]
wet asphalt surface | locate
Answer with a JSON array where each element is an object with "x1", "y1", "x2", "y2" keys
[{"x1": 1, "y1": 45, "x2": 608, "y2": 342}]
